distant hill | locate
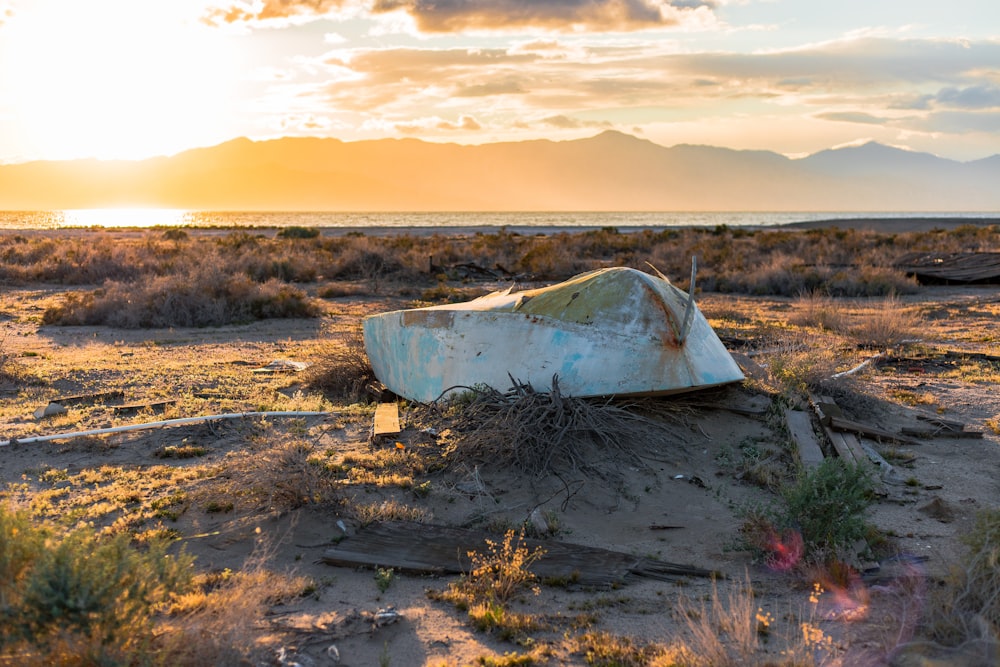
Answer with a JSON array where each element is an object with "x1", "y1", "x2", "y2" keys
[{"x1": 1, "y1": 131, "x2": 998, "y2": 211}]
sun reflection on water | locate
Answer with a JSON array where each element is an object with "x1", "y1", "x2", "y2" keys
[{"x1": 60, "y1": 208, "x2": 192, "y2": 228}]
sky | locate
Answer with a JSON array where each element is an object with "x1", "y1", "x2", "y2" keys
[{"x1": 1, "y1": 0, "x2": 999, "y2": 164}]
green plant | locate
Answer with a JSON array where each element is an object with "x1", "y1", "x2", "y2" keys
[
  {"x1": 277, "y1": 225, "x2": 320, "y2": 239},
  {"x1": 780, "y1": 459, "x2": 874, "y2": 560},
  {"x1": 739, "y1": 458, "x2": 875, "y2": 568},
  {"x1": 0, "y1": 503, "x2": 193, "y2": 663},
  {"x1": 375, "y1": 566, "x2": 396, "y2": 593}
]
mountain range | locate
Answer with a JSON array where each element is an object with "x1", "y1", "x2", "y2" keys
[{"x1": 1, "y1": 131, "x2": 998, "y2": 211}]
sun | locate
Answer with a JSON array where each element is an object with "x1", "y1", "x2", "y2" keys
[{"x1": 0, "y1": 1, "x2": 244, "y2": 160}]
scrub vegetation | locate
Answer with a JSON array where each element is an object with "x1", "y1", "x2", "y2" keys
[
  {"x1": 1, "y1": 224, "x2": 999, "y2": 665},
  {"x1": 1, "y1": 223, "x2": 997, "y2": 328}
]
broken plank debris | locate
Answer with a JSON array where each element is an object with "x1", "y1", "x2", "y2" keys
[{"x1": 321, "y1": 521, "x2": 717, "y2": 587}]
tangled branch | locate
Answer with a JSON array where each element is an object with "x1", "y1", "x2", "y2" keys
[{"x1": 435, "y1": 375, "x2": 667, "y2": 479}]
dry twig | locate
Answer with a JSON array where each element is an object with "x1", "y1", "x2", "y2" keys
[{"x1": 431, "y1": 375, "x2": 666, "y2": 479}]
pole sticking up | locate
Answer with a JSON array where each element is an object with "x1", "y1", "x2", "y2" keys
[{"x1": 678, "y1": 256, "x2": 697, "y2": 345}]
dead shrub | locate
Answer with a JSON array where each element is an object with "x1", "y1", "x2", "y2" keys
[
  {"x1": 431, "y1": 376, "x2": 660, "y2": 479},
  {"x1": 42, "y1": 266, "x2": 319, "y2": 328},
  {"x1": 306, "y1": 329, "x2": 380, "y2": 403},
  {"x1": 197, "y1": 431, "x2": 341, "y2": 513}
]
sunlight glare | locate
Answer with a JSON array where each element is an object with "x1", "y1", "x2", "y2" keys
[
  {"x1": 1, "y1": 1, "x2": 243, "y2": 160},
  {"x1": 61, "y1": 208, "x2": 191, "y2": 228}
]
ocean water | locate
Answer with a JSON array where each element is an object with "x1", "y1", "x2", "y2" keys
[{"x1": 0, "y1": 209, "x2": 997, "y2": 232}]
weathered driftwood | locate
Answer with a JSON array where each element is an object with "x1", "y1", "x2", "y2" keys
[
  {"x1": 321, "y1": 521, "x2": 718, "y2": 587},
  {"x1": 807, "y1": 394, "x2": 886, "y2": 494}
]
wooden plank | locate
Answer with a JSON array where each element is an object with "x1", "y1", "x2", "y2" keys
[
  {"x1": 321, "y1": 521, "x2": 716, "y2": 587},
  {"x1": 783, "y1": 406, "x2": 826, "y2": 469},
  {"x1": 826, "y1": 429, "x2": 860, "y2": 464},
  {"x1": 808, "y1": 392, "x2": 843, "y2": 426},
  {"x1": 113, "y1": 400, "x2": 173, "y2": 416},
  {"x1": 53, "y1": 390, "x2": 125, "y2": 406},
  {"x1": 915, "y1": 414, "x2": 966, "y2": 431},
  {"x1": 828, "y1": 416, "x2": 923, "y2": 447},
  {"x1": 373, "y1": 402, "x2": 400, "y2": 436},
  {"x1": 901, "y1": 427, "x2": 983, "y2": 439},
  {"x1": 840, "y1": 431, "x2": 871, "y2": 467}
]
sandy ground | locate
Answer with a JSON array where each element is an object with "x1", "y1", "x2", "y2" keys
[{"x1": 1, "y1": 271, "x2": 999, "y2": 665}]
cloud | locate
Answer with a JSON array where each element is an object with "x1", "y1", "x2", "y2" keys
[
  {"x1": 440, "y1": 114, "x2": 482, "y2": 130},
  {"x1": 202, "y1": 0, "x2": 351, "y2": 26},
  {"x1": 907, "y1": 110, "x2": 1000, "y2": 135},
  {"x1": 541, "y1": 115, "x2": 612, "y2": 129},
  {"x1": 933, "y1": 85, "x2": 1000, "y2": 110},
  {"x1": 396, "y1": 114, "x2": 483, "y2": 133},
  {"x1": 371, "y1": 0, "x2": 717, "y2": 32},
  {"x1": 454, "y1": 80, "x2": 527, "y2": 96},
  {"x1": 204, "y1": 0, "x2": 718, "y2": 31},
  {"x1": 815, "y1": 111, "x2": 888, "y2": 126}
]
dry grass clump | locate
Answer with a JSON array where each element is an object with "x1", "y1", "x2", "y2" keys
[
  {"x1": 922, "y1": 508, "x2": 1000, "y2": 647},
  {"x1": 430, "y1": 529, "x2": 545, "y2": 642},
  {"x1": 161, "y1": 538, "x2": 313, "y2": 666},
  {"x1": 216, "y1": 434, "x2": 342, "y2": 512},
  {"x1": 751, "y1": 337, "x2": 848, "y2": 397},
  {"x1": 791, "y1": 291, "x2": 849, "y2": 332},
  {"x1": 847, "y1": 294, "x2": 922, "y2": 349},
  {"x1": 305, "y1": 329, "x2": 380, "y2": 403},
  {"x1": 0, "y1": 329, "x2": 31, "y2": 389},
  {"x1": 435, "y1": 377, "x2": 656, "y2": 478},
  {"x1": 9, "y1": 462, "x2": 205, "y2": 536},
  {"x1": 42, "y1": 265, "x2": 319, "y2": 328},
  {"x1": 575, "y1": 631, "x2": 663, "y2": 666},
  {"x1": 321, "y1": 446, "x2": 428, "y2": 489},
  {"x1": 791, "y1": 291, "x2": 922, "y2": 350},
  {"x1": 665, "y1": 575, "x2": 837, "y2": 667}
]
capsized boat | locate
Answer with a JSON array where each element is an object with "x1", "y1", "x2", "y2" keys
[{"x1": 362, "y1": 266, "x2": 744, "y2": 403}]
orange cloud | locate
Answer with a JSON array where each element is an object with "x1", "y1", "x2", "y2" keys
[
  {"x1": 204, "y1": 0, "x2": 717, "y2": 32},
  {"x1": 371, "y1": 0, "x2": 717, "y2": 32}
]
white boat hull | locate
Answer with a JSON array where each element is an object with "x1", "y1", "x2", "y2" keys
[{"x1": 363, "y1": 267, "x2": 744, "y2": 403}]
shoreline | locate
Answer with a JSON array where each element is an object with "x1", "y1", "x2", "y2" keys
[{"x1": 1, "y1": 216, "x2": 998, "y2": 238}]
